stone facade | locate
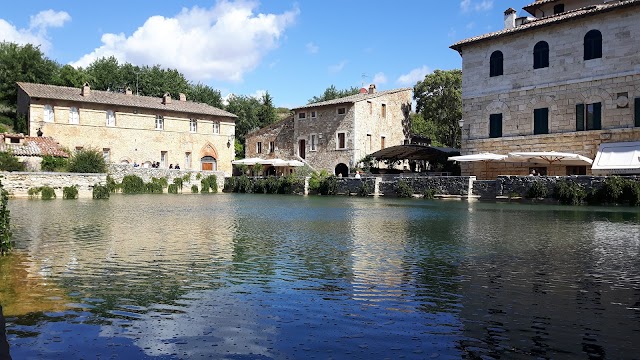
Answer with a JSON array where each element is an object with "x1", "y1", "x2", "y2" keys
[
  {"x1": 245, "y1": 116, "x2": 295, "y2": 161},
  {"x1": 17, "y1": 83, "x2": 237, "y2": 176},
  {"x1": 245, "y1": 86, "x2": 413, "y2": 175},
  {"x1": 1, "y1": 171, "x2": 107, "y2": 198},
  {"x1": 108, "y1": 164, "x2": 225, "y2": 191},
  {"x1": 452, "y1": 1, "x2": 640, "y2": 178}
]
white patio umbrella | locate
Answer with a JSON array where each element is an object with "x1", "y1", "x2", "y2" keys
[
  {"x1": 231, "y1": 157, "x2": 263, "y2": 165},
  {"x1": 507, "y1": 151, "x2": 593, "y2": 165},
  {"x1": 287, "y1": 160, "x2": 305, "y2": 167},
  {"x1": 260, "y1": 159, "x2": 289, "y2": 167},
  {"x1": 448, "y1": 153, "x2": 509, "y2": 179}
]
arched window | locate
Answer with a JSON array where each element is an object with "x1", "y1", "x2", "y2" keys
[
  {"x1": 490, "y1": 51, "x2": 503, "y2": 77},
  {"x1": 584, "y1": 30, "x2": 602, "y2": 61},
  {"x1": 533, "y1": 41, "x2": 549, "y2": 69}
]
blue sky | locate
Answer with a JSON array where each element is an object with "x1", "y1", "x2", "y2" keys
[{"x1": 1, "y1": 0, "x2": 532, "y2": 108}]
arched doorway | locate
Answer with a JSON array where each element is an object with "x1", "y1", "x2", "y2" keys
[
  {"x1": 335, "y1": 163, "x2": 349, "y2": 177},
  {"x1": 266, "y1": 166, "x2": 277, "y2": 176},
  {"x1": 201, "y1": 156, "x2": 217, "y2": 171}
]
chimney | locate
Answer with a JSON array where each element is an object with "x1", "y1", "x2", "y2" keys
[
  {"x1": 368, "y1": 84, "x2": 376, "y2": 94},
  {"x1": 179, "y1": 93, "x2": 186, "y2": 101},
  {"x1": 125, "y1": 87, "x2": 132, "y2": 95},
  {"x1": 504, "y1": 8, "x2": 517, "y2": 29},
  {"x1": 162, "y1": 93, "x2": 172, "y2": 105},
  {"x1": 81, "y1": 82, "x2": 91, "y2": 97}
]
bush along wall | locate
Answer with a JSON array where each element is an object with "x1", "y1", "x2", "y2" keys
[
  {"x1": 0, "y1": 181, "x2": 12, "y2": 255},
  {"x1": 224, "y1": 175, "x2": 305, "y2": 195}
]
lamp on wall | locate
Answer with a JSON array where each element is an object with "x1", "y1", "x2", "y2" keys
[
  {"x1": 458, "y1": 119, "x2": 464, "y2": 128},
  {"x1": 227, "y1": 135, "x2": 235, "y2": 148}
]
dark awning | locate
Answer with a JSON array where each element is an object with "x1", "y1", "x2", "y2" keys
[{"x1": 369, "y1": 145, "x2": 460, "y2": 161}]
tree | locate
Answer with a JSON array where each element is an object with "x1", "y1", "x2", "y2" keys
[
  {"x1": 0, "y1": 42, "x2": 58, "y2": 107},
  {"x1": 257, "y1": 91, "x2": 277, "y2": 128},
  {"x1": 187, "y1": 83, "x2": 223, "y2": 108},
  {"x1": 85, "y1": 56, "x2": 122, "y2": 91},
  {"x1": 225, "y1": 95, "x2": 261, "y2": 146},
  {"x1": 413, "y1": 69, "x2": 462, "y2": 148},
  {"x1": 410, "y1": 113, "x2": 444, "y2": 147},
  {"x1": 53, "y1": 64, "x2": 90, "y2": 88},
  {"x1": 308, "y1": 85, "x2": 361, "y2": 104}
]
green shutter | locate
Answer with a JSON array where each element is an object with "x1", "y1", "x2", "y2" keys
[
  {"x1": 593, "y1": 102, "x2": 602, "y2": 130},
  {"x1": 576, "y1": 104, "x2": 585, "y2": 131},
  {"x1": 489, "y1": 114, "x2": 502, "y2": 138},
  {"x1": 534, "y1": 108, "x2": 548, "y2": 134},
  {"x1": 635, "y1": 98, "x2": 640, "y2": 127}
]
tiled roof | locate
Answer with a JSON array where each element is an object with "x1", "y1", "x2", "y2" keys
[
  {"x1": 450, "y1": 0, "x2": 640, "y2": 51},
  {"x1": 523, "y1": 0, "x2": 561, "y2": 14},
  {"x1": 17, "y1": 82, "x2": 237, "y2": 119},
  {"x1": 0, "y1": 135, "x2": 69, "y2": 157},
  {"x1": 247, "y1": 115, "x2": 294, "y2": 137},
  {"x1": 292, "y1": 88, "x2": 412, "y2": 110}
]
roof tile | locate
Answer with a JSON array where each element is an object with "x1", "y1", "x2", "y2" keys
[{"x1": 292, "y1": 88, "x2": 412, "y2": 110}]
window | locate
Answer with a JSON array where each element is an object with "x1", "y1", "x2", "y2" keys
[
  {"x1": 381, "y1": 136, "x2": 386, "y2": 149},
  {"x1": 69, "y1": 107, "x2": 79, "y2": 124},
  {"x1": 311, "y1": 111, "x2": 317, "y2": 119},
  {"x1": 310, "y1": 134, "x2": 317, "y2": 151},
  {"x1": 257, "y1": 142, "x2": 262, "y2": 154},
  {"x1": 298, "y1": 112, "x2": 306, "y2": 119},
  {"x1": 533, "y1": 41, "x2": 549, "y2": 69},
  {"x1": 490, "y1": 51, "x2": 503, "y2": 77},
  {"x1": 269, "y1": 141, "x2": 275, "y2": 154},
  {"x1": 213, "y1": 121, "x2": 220, "y2": 134},
  {"x1": 367, "y1": 134, "x2": 372, "y2": 153},
  {"x1": 553, "y1": 4, "x2": 565, "y2": 14},
  {"x1": 584, "y1": 30, "x2": 602, "y2": 61},
  {"x1": 155, "y1": 115, "x2": 164, "y2": 130},
  {"x1": 160, "y1": 151, "x2": 168, "y2": 168},
  {"x1": 635, "y1": 98, "x2": 640, "y2": 127},
  {"x1": 43, "y1": 105, "x2": 54, "y2": 123},
  {"x1": 337, "y1": 107, "x2": 346, "y2": 115},
  {"x1": 190, "y1": 119, "x2": 197, "y2": 133},
  {"x1": 102, "y1": 148, "x2": 110, "y2": 163},
  {"x1": 185, "y1": 152, "x2": 192, "y2": 169},
  {"x1": 106, "y1": 110, "x2": 116, "y2": 126},
  {"x1": 368, "y1": 101, "x2": 372, "y2": 114},
  {"x1": 533, "y1": 108, "x2": 549, "y2": 135},
  {"x1": 337, "y1": 132, "x2": 346, "y2": 149},
  {"x1": 489, "y1": 113, "x2": 503, "y2": 138},
  {"x1": 576, "y1": 103, "x2": 601, "y2": 131},
  {"x1": 381, "y1": 104, "x2": 387, "y2": 118}
]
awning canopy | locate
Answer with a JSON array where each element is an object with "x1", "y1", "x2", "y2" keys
[
  {"x1": 507, "y1": 151, "x2": 593, "y2": 166},
  {"x1": 592, "y1": 141, "x2": 640, "y2": 174},
  {"x1": 448, "y1": 153, "x2": 508, "y2": 162},
  {"x1": 369, "y1": 145, "x2": 460, "y2": 161},
  {"x1": 231, "y1": 157, "x2": 263, "y2": 166},
  {"x1": 232, "y1": 158, "x2": 304, "y2": 167}
]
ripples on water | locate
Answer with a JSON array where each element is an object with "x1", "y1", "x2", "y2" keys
[{"x1": 2, "y1": 194, "x2": 640, "y2": 359}]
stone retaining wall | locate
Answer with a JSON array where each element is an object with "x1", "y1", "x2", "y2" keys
[
  {"x1": 0, "y1": 171, "x2": 106, "y2": 199},
  {"x1": 496, "y1": 175, "x2": 640, "y2": 198},
  {"x1": 378, "y1": 177, "x2": 473, "y2": 197},
  {"x1": 109, "y1": 164, "x2": 225, "y2": 191}
]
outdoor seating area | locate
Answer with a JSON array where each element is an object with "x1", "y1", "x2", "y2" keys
[{"x1": 231, "y1": 158, "x2": 304, "y2": 176}]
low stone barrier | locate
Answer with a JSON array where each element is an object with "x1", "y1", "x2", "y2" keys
[
  {"x1": 0, "y1": 171, "x2": 106, "y2": 199},
  {"x1": 472, "y1": 180, "x2": 497, "y2": 199},
  {"x1": 378, "y1": 176, "x2": 473, "y2": 197},
  {"x1": 109, "y1": 164, "x2": 225, "y2": 191},
  {"x1": 495, "y1": 175, "x2": 640, "y2": 198}
]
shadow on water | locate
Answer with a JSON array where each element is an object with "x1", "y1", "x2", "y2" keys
[{"x1": 1, "y1": 195, "x2": 639, "y2": 358}]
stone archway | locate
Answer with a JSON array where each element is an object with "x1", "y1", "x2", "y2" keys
[
  {"x1": 335, "y1": 163, "x2": 349, "y2": 177},
  {"x1": 199, "y1": 142, "x2": 219, "y2": 171}
]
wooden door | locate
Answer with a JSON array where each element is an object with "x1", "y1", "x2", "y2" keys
[
  {"x1": 299, "y1": 139, "x2": 306, "y2": 159},
  {"x1": 202, "y1": 162, "x2": 213, "y2": 171}
]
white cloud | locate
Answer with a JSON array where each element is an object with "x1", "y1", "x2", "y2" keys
[
  {"x1": 460, "y1": 0, "x2": 494, "y2": 13},
  {"x1": 397, "y1": 66, "x2": 431, "y2": 86},
  {"x1": 0, "y1": 9, "x2": 70, "y2": 53},
  {"x1": 71, "y1": 1, "x2": 299, "y2": 83},
  {"x1": 306, "y1": 42, "x2": 319, "y2": 54},
  {"x1": 372, "y1": 72, "x2": 387, "y2": 85},
  {"x1": 328, "y1": 60, "x2": 347, "y2": 74},
  {"x1": 250, "y1": 89, "x2": 266, "y2": 99}
]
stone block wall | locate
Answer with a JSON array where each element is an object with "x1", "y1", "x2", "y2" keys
[
  {"x1": 471, "y1": 180, "x2": 496, "y2": 199},
  {"x1": 335, "y1": 177, "x2": 377, "y2": 195},
  {"x1": 0, "y1": 171, "x2": 106, "y2": 198},
  {"x1": 495, "y1": 175, "x2": 640, "y2": 198},
  {"x1": 378, "y1": 176, "x2": 473, "y2": 197},
  {"x1": 109, "y1": 164, "x2": 225, "y2": 191},
  {"x1": 245, "y1": 116, "x2": 295, "y2": 160}
]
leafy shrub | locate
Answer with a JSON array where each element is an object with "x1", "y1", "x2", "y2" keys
[
  {"x1": 182, "y1": 174, "x2": 191, "y2": 183},
  {"x1": 145, "y1": 182, "x2": 163, "y2": 194},
  {"x1": 423, "y1": 187, "x2": 437, "y2": 200},
  {"x1": 624, "y1": 181, "x2": 640, "y2": 206},
  {"x1": 200, "y1": 175, "x2": 218, "y2": 193},
  {"x1": 191, "y1": 185, "x2": 199, "y2": 193},
  {"x1": 152, "y1": 177, "x2": 168, "y2": 188},
  {"x1": 196, "y1": 173, "x2": 202, "y2": 180},
  {"x1": 253, "y1": 178, "x2": 267, "y2": 194},
  {"x1": 92, "y1": 184, "x2": 110, "y2": 199},
  {"x1": 121, "y1": 174, "x2": 145, "y2": 194},
  {"x1": 167, "y1": 184, "x2": 178, "y2": 194},
  {"x1": 63, "y1": 185, "x2": 78, "y2": 199},
  {"x1": 106, "y1": 175, "x2": 120, "y2": 193},
  {"x1": 395, "y1": 180, "x2": 414, "y2": 198},
  {"x1": 0, "y1": 183, "x2": 12, "y2": 255},
  {"x1": 234, "y1": 175, "x2": 252, "y2": 193},
  {"x1": 40, "y1": 186, "x2": 56, "y2": 200},
  {"x1": 526, "y1": 181, "x2": 548, "y2": 199},
  {"x1": 309, "y1": 170, "x2": 331, "y2": 192},
  {"x1": 66, "y1": 148, "x2": 106, "y2": 173},
  {"x1": 357, "y1": 182, "x2": 371, "y2": 197},
  {"x1": 173, "y1": 177, "x2": 184, "y2": 191},
  {"x1": 276, "y1": 175, "x2": 296, "y2": 194},
  {"x1": 0, "y1": 151, "x2": 25, "y2": 172},
  {"x1": 253, "y1": 163, "x2": 264, "y2": 176},
  {"x1": 554, "y1": 180, "x2": 586, "y2": 205},
  {"x1": 41, "y1": 155, "x2": 68, "y2": 172},
  {"x1": 265, "y1": 176, "x2": 280, "y2": 194},
  {"x1": 27, "y1": 187, "x2": 41, "y2": 199}
]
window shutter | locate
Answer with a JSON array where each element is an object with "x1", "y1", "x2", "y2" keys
[
  {"x1": 635, "y1": 98, "x2": 640, "y2": 127},
  {"x1": 489, "y1": 114, "x2": 502, "y2": 138},
  {"x1": 534, "y1": 108, "x2": 548, "y2": 134},
  {"x1": 593, "y1": 102, "x2": 602, "y2": 130},
  {"x1": 576, "y1": 104, "x2": 585, "y2": 131}
]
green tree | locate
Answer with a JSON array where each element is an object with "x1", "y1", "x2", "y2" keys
[
  {"x1": 0, "y1": 151, "x2": 25, "y2": 171},
  {"x1": 257, "y1": 91, "x2": 277, "y2": 128},
  {"x1": 308, "y1": 85, "x2": 361, "y2": 104},
  {"x1": 413, "y1": 69, "x2": 462, "y2": 148},
  {"x1": 410, "y1": 113, "x2": 444, "y2": 147},
  {"x1": 53, "y1": 64, "x2": 90, "y2": 88},
  {"x1": 226, "y1": 95, "x2": 261, "y2": 146},
  {"x1": 187, "y1": 83, "x2": 223, "y2": 108},
  {"x1": 66, "y1": 148, "x2": 107, "y2": 173},
  {"x1": 85, "y1": 56, "x2": 122, "y2": 91},
  {"x1": 0, "y1": 42, "x2": 58, "y2": 107}
]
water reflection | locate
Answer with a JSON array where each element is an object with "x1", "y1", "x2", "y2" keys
[{"x1": 2, "y1": 195, "x2": 640, "y2": 358}]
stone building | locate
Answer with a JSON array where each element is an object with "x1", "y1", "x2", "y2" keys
[
  {"x1": 245, "y1": 85, "x2": 413, "y2": 176},
  {"x1": 17, "y1": 82, "x2": 237, "y2": 175},
  {"x1": 451, "y1": 0, "x2": 640, "y2": 178},
  {"x1": 0, "y1": 133, "x2": 68, "y2": 171}
]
